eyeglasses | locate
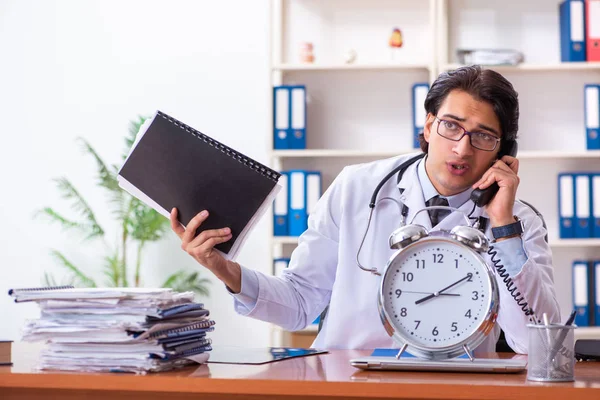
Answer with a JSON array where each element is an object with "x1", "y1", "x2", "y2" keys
[{"x1": 435, "y1": 117, "x2": 501, "y2": 152}]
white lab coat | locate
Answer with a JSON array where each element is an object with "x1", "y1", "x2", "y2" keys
[{"x1": 240, "y1": 153, "x2": 560, "y2": 354}]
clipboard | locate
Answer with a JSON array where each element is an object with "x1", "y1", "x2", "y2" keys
[{"x1": 207, "y1": 346, "x2": 328, "y2": 365}]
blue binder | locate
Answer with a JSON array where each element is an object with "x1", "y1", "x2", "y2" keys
[
  {"x1": 412, "y1": 83, "x2": 429, "y2": 149},
  {"x1": 273, "y1": 86, "x2": 290, "y2": 149},
  {"x1": 584, "y1": 84, "x2": 600, "y2": 150},
  {"x1": 273, "y1": 171, "x2": 289, "y2": 236},
  {"x1": 558, "y1": 173, "x2": 576, "y2": 238},
  {"x1": 305, "y1": 171, "x2": 322, "y2": 218},
  {"x1": 559, "y1": 0, "x2": 586, "y2": 62},
  {"x1": 273, "y1": 257, "x2": 290, "y2": 276},
  {"x1": 575, "y1": 173, "x2": 592, "y2": 238},
  {"x1": 289, "y1": 86, "x2": 307, "y2": 149},
  {"x1": 288, "y1": 170, "x2": 308, "y2": 236},
  {"x1": 573, "y1": 260, "x2": 590, "y2": 326},
  {"x1": 595, "y1": 261, "x2": 600, "y2": 326},
  {"x1": 593, "y1": 173, "x2": 600, "y2": 237}
]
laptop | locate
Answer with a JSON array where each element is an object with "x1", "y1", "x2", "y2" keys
[{"x1": 350, "y1": 356, "x2": 527, "y2": 373}]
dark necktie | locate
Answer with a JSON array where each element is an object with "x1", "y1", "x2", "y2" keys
[{"x1": 426, "y1": 195, "x2": 450, "y2": 226}]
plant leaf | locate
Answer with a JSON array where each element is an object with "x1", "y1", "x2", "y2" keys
[
  {"x1": 34, "y1": 207, "x2": 100, "y2": 239},
  {"x1": 54, "y1": 177, "x2": 105, "y2": 239},
  {"x1": 43, "y1": 271, "x2": 57, "y2": 287},
  {"x1": 49, "y1": 249, "x2": 97, "y2": 287},
  {"x1": 77, "y1": 137, "x2": 126, "y2": 219},
  {"x1": 102, "y1": 250, "x2": 122, "y2": 287},
  {"x1": 161, "y1": 270, "x2": 211, "y2": 297},
  {"x1": 77, "y1": 138, "x2": 120, "y2": 192},
  {"x1": 123, "y1": 116, "x2": 149, "y2": 161},
  {"x1": 127, "y1": 198, "x2": 169, "y2": 242},
  {"x1": 43, "y1": 271, "x2": 75, "y2": 287}
]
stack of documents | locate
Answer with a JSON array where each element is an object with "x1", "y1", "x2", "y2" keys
[{"x1": 9, "y1": 287, "x2": 214, "y2": 374}]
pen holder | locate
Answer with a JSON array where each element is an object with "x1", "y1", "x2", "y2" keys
[{"x1": 526, "y1": 324, "x2": 576, "y2": 382}]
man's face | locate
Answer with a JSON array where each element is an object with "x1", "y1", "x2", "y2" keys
[{"x1": 423, "y1": 90, "x2": 502, "y2": 197}]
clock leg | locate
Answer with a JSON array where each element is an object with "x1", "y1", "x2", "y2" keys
[
  {"x1": 463, "y1": 344, "x2": 474, "y2": 361},
  {"x1": 395, "y1": 343, "x2": 408, "y2": 360}
]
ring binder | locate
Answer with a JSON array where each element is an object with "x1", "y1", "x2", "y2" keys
[
  {"x1": 166, "y1": 338, "x2": 212, "y2": 352},
  {"x1": 8, "y1": 285, "x2": 75, "y2": 295},
  {"x1": 157, "y1": 329, "x2": 213, "y2": 345},
  {"x1": 155, "y1": 344, "x2": 213, "y2": 361},
  {"x1": 156, "y1": 303, "x2": 206, "y2": 317},
  {"x1": 157, "y1": 112, "x2": 280, "y2": 181},
  {"x1": 149, "y1": 320, "x2": 216, "y2": 339},
  {"x1": 118, "y1": 110, "x2": 283, "y2": 260}
]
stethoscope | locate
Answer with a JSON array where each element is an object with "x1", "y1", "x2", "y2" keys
[{"x1": 356, "y1": 153, "x2": 487, "y2": 276}]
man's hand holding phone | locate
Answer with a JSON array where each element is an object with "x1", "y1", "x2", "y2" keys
[{"x1": 472, "y1": 155, "x2": 520, "y2": 229}]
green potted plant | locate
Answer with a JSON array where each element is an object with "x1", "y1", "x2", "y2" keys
[{"x1": 37, "y1": 116, "x2": 210, "y2": 296}]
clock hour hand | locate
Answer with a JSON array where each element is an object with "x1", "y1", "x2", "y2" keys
[
  {"x1": 414, "y1": 273, "x2": 473, "y2": 305},
  {"x1": 400, "y1": 290, "x2": 460, "y2": 297}
]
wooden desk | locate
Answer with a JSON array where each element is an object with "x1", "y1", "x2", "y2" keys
[{"x1": 1, "y1": 343, "x2": 600, "y2": 400}]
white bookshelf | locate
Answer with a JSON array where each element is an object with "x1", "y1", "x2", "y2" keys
[
  {"x1": 576, "y1": 327, "x2": 600, "y2": 341},
  {"x1": 276, "y1": 236, "x2": 600, "y2": 249},
  {"x1": 272, "y1": 63, "x2": 431, "y2": 72},
  {"x1": 268, "y1": 0, "x2": 600, "y2": 345},
  {"x1": 272, "y1": 149, "x2": 600, "y2": 160},
  {"x1": 551, "y1": 239, "x2": 600, "y2": 248},
  {"x1": 441, "y1": 62, "x2": 600, "y2": 72}
]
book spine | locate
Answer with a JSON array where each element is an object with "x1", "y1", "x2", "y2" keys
[
  {"x1": 158, "y1": 303, "x2": 205, "y2": 317},
  {"x1": 168, "y1": 344, "x2": 212, "y2": 360},
  {"x1": 149, "y1": 319, "x2": 216, "y2": 339}
]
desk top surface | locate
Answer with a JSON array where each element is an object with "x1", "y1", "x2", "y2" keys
[{"x1": 2, "y1": 343, "x2": 600, "y2": 400}]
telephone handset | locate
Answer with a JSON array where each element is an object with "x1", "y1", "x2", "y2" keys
[
  {"x1": 469, "y1": 140, "x2": 536, "y2": 319},
  {"x1": 470, "y1": 140, "x2": 518, "y2": 207}
]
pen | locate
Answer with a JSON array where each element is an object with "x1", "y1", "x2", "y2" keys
[
  {"x1": 548, "y1": 310, "x2": 577, "y2": 362},
  {"x1": 542, "y1": 313, "x2": 552, "y2": 349}
]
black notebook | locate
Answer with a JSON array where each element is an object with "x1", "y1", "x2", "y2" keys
[{"x1": 117, "y1": 111, "x2": 281, "y2": 260}]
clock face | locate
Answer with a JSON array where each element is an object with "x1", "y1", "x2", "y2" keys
[{"x1": 380, "y1": 237, "x2": 495, "y2": 353}]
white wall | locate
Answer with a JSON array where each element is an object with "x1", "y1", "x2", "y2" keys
[{"x1": 0, "y1": 0, "x2": 273, "y2": 347}]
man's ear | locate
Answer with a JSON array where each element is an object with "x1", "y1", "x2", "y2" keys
[{"x1": 423, "y1": 113, "x2": 435, "y2": 142}]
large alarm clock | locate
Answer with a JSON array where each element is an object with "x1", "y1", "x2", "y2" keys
[{"x1": 377, "y1": 217, "x2": 499, "y2": 361}]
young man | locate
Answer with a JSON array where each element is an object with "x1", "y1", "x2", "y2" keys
[{"x1": 170, "y1": 65, "x2": 560, "y2": 354}]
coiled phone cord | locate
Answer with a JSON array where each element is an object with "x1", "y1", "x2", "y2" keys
[
  {"x1": 468, "y1": 204, "x2": 539, "y2": 323},
  {"x1": 487, "y1": 245, "x2": 539, "y2": 323}
]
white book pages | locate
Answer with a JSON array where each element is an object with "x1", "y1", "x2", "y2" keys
[
  {"x1": 48, "y1": 342, "x2": 164, "y2": 353},
  {"x1": 37, "y1": 357, "x2": 195, "y2": 374},
  {"x1": 9, "y1": 287, "x2": 174, "y2": 302},
  {"x1": 38, "y1": 292, "x2": 194, "y2": 309}
]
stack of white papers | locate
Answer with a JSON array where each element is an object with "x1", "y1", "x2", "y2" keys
[
  {"x1": 456, "y1": 49, "x2": 525, "y2": 66},
  {"x1": 9, "y1": 287, "x2": 214, "y2": 374}
]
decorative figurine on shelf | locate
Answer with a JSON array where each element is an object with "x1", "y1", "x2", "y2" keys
[
  {"x1": 300, "y1": 42, "x2": 315, "y2": 63},
  {"x1": 344, "y1": 49, "x2": 357, "y2": 64},
  {"x1": 389, "y1": 27, "x2": 403, "y2": 61}
]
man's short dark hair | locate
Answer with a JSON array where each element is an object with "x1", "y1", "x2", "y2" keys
[{"x1": 418, "y1": 65, "x2": 519, "y2": 156}]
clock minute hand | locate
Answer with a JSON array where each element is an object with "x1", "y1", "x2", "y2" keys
[{"x1": 414, "y1": 273, "x2": 473, "y2": 305}]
